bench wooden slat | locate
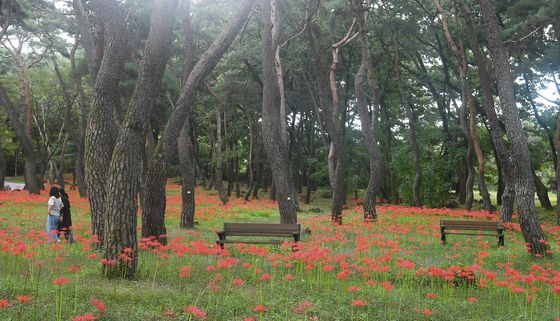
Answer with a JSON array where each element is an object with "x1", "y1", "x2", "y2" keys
[
  {"x1": 220, "y1": 240, "x2": 284, "y2": 244},
  {"x1": 445, "y1": 232, "x2": 502, "y2": 236},
  {"x1": 217, "y1": 223, "x2": 301, "y2": 250},
  {"x1": 221, "y1": 232, "x2": 298, "y2": 237},
  {"x1": 440, "y1": 219, "x2": 504, "y2": 246}
]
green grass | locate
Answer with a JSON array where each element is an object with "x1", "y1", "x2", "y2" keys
[{"x1": 0, "y1": 186, "x2": 559, "y2": 321}]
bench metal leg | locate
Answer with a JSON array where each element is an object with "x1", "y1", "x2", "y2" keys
[
  {"x1": 498, "y1": 230, "x2": 505, "y2": 247},
  {"x1": 440, "y1": 227, "x2": 446, "y2": 245},
  {"x1": 292, "y1": 234, "x2": 300, "y2": 252},
  {"x1": 217, "y1": 232, "x2": 226, "y2": 249}
]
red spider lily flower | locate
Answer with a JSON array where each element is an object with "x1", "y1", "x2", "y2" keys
[
  {"x1": 0, "y1": 299, "x2": 10, "y2": 309},
  {"x1": 90, "y1": 298, "x2": 106, "y2": 314},
  {"x1": 232, "y1": 279, "x2": 245, "y2": 286},
  {"x1": 253, "y1": 304, "x2": 268, "y2": 312},
  {"x1": 218, "y1": 258, "x2": 239, "y2": 269},
  {"x1": 283, "y1": 274, "x2": 295, "y2": 281},
  {"x1": 292, "y1": 300, "x2": 313, "y2": 314},
  {"x1": 553, "y1": 286, "x2": 560, "y2": 294},
  {"x1": 423, "y1": 309, "x2": 433, "y2": 315},
  {"x1": 511, "y1": 286, "x2": 525, "y2": 294},
  {"x1": 100, "y1": 259, "x2": 118, "y2": 266},
  {"x1": 381, "y1": 281, "x2": 394, "y2": 291},
  {"x1": 17, "y1": 295, "x2": 31, "y2": 304},
  {"x1": 351, "y1": 299, "x2": 368, "y2": 307},
  {"x1": 68, "y1": 265, "x2": 81, "y2": 273},
  {"x1": 365, "y1": 280, "x2": 376, "y2": 286},
  {"x1": 180, "y1": 266, "x2": 191, "y2": 278},
  {"x1": 261, "y1": 274, "x2": 272, "y2": 281},
  {"x1": 53, "y1": 277, "x2": 70, "y2": 286},
  {"x1": 117, "y1": 253, "x2": 132, "y2": 262},
  {"x1": 398, "y1": 259, "x2": 416, "y2": 270},
  {"x1": 207, "y1": 266, "x2": 217, "y2": 272},
  {"x1": 72, "y1": 314, "x2": 97, "y2": 321},
  {"x1": 347, "y1": 285, "x2": 360, "y2": 293},
  {"x1": 244, "y1": 318, "x2": 256, "y2": 321},
  {"x1": 425, "y1": 293, "x2": 438, "y2": 299},
  {"x1": 162, "y1": 309, "x2": 176, "y2": 318},
  {"x1": 468, "y1": 297, "x2": 478, "y2": 303},
  {"x1": 322, "y1": 264, "x2": 334, "y2": 272},
  {"x1": 336, "y1": 269, "x2": 352, "y2": 280},
  {"x1": 185, "y1": 305, "x2": 207, "y2": 320},
  {"x1": 242, "y1": 262, "x2": 253, "y2": 269},
  {"x1": 87, "y1": 253, "x2": 98, "y2": 260}
]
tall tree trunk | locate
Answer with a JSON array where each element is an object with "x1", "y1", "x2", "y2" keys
[
  {"x1": 350, "y1": 0, "x2": 383, "y2": 221},
  {"x1": 234, "y1": 156, "x2": 241, "y2": 197},
  {"x1": 0, "y1": 84, "x2": 41, "y2": 194},
  {"x1": 259, "y1": 0, "x2": 297, "y2": 224},
  {"x1": 304, "y1": 112, "x2": 315, "y2": 204},
  {"x1": 479, "y1": 0, "x2": 549, "y2": 256},
  {"x1": 214, "y1": 106, "x2": 228, "y2": 204},
  {"x1": 393, "y1": 34, "x2": 421, "y2": 206},
  {"x1": 434, "y1": 0, "x2": 492, "y2": 211},
  {"x1": 18, "y1": 64, "x2": 40, "y2": 194},
  {"x1": 239, "y1": 105, "x2": 255, "y2": 201},
  {"x1": 459, "y1": 101, "x2": 475, "y2": 210},
  {"x1": 557, "y1": 115, "x2": 560, "y2": 225},
  {"x1": 380, "y1": 97, "x2": 395, "y2": 202},
  {"x1": 102, "y1": 0, "x2": 178, "y2": 278},
  {"x1": 0, "y1": 143, "x2": 5, "y2": 190},
  {"x1": 178, "y1": 0, "x2": 198, "y2": 228},
  {"x1": 73, "y1": 0, "x2": 99, "y2": 83},
  {"x1": 141, "y1": 0, "x2": 256, "y2": 240},
  {"x1": 71, "y1": 42, "x2": 88, "y2": 197},
  {"x1": 178, "y1": 115, "x2": 196, "y2": 228},
  {"x1": 459, "y1": 0, "x2": 515, "y2": 221},
  {"x1": 85, "y1": 0, "x2": 128, "y2": 247},
  {"x1": 306, "y1": 16, "x2": 350, "y2": 224},
  {"x1": 469, "y1": 98, "x2": 493, "y2": 211},
  {"x1": 533, "y1": 169, "x2": 553, "y2": 210}
]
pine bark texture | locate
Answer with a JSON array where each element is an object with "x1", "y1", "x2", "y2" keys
[
  {"x1": 102, "y1": 0, "x2": 178, "y2": 278},
  {"x1": 141, "y1": 0, "x2": 256, "y2": 239},
  {"x1": 479, "y1": 0, "x2": 549, "y2": 256},
  {"x1": 259, "y1": 0, "x2": 298, "y2": 224},
  {"x1": 85, "y1": 0, "x2": 127, "y2": 247}
]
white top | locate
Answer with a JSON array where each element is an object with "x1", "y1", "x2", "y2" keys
[{"x1": 48, "y1": 196, "x2": 64, "y2": 217}]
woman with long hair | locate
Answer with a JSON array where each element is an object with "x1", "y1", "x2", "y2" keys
[
  {"x1": 58, "y1": 186, "x2": 74, "y2": 243},
  {"x1": 46, "y1": 186, "x2": 63, "y2": 242}
]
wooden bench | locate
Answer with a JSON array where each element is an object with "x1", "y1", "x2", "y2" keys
[
  {"x1": 216, "y1": 223, "x2": 301, "y2": 250},
  {"x1": 440, "y1": 220, "x2": 504, "y2": 246}
]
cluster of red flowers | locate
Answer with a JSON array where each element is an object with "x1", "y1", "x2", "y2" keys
[{"x1": 1, "y1": 185, "x2": 559, "y2": 320}]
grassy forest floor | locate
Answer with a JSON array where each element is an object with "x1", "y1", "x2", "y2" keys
[{"x1": 0, "y1": 183, "x2": 559, "y2": 321}]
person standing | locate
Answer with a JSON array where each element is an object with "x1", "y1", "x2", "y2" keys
[
  {"x1": 58, "y1": 186, "x2": 74, "y2": 243},
  {"x1": 46, "y1": 186, "x2": 63, "y2": 242}
]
